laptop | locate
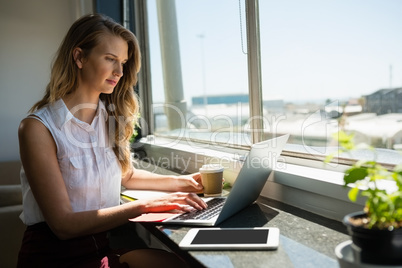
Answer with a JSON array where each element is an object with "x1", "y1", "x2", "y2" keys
[{"x1": 160, "y1": 134, "x2": 290, "y2": 226}]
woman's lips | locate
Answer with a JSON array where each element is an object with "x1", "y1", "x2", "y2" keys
[{"x1": 106, "y1": 79, "x2": 117, "y2": 86}]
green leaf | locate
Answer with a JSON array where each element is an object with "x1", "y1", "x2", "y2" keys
[
  {"x1": 324, "y1": 153, "x2": 335, "y2": 164},
  {"x1": 324, "y1": 149, "x2": 344, "y2": 164},
  {"x1": 348, "y1": 187, "x2": 360, "y2": 202},
  {"x1": 336, "y1": 131, "x2": 354, "y2": 143},
  {"x1": 337, "y1": 131, "x2": 355, "y2": 150},
  {"x1": 344, "y1": 167, "x2": 368, "y2": 185},
  {"x1": 393, "y1": 171, "x2": 402, "y2": 188},
  {"x1": 331, "y1": 131, "x2": 356, "y2": 151}
]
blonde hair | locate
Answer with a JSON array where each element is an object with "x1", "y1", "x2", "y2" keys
[{"x1": 30, "y1": 14, "x2": 141, "y2": 176}]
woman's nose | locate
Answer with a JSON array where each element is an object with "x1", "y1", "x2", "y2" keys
[{"x1": 114, "y1": 65, "x2": 123, "y2": 77}]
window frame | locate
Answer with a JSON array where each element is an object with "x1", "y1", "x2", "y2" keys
[{"x1": 132, "y1": 0, "x2": 402, "y2": 221}]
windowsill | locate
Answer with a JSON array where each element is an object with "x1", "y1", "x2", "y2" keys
[{"x1": 133, "y1": 136, "x2": 365, "y2": 221}]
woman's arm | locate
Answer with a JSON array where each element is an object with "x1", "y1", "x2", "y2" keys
[
  {"x1": 19, "y1": 118, "x2": 206, "y2": 240},
  {"x1": 121, "y1": 168, "x2": 204, "y2": 193}
]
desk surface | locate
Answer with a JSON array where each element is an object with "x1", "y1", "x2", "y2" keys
[{"x1": 138, "y1": 197, "x2": 349, "y2": 268}]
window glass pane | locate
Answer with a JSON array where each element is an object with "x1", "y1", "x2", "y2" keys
[
  {"x1": 259, "y1": 0, "x2": 402, "y2": 162},
  {"x1": 147, "y1": 0, "x2": 250, "y2": 146},
  {"x1": 146, "y1": 0, "x2": 402, "y2": 165}
]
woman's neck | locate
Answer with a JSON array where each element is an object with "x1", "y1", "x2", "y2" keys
[{"x1": 62, "y1": 92, "x2": 99, "y2": 125}]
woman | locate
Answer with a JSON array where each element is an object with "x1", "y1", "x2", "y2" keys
[{"x1": 17, "y1": 14, "x2": 206, "y2": 268}]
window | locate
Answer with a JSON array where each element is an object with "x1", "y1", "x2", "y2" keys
[
  {"x1": 259, "y1": 0, "x2": 402, "y2": 164},
  {"x1": 140, "y1": 0, "x2": 402, "y2": 166},
  {"x1": 146, "y1": 0, "x2": 251, "y2": 147}
]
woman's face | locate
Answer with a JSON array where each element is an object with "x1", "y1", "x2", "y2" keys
[{"x1": 78, "y1": 34, "x2": 128, "y2": 95}]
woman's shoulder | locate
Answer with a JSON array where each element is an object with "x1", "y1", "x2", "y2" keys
[
  {"x1": 18, "y1": 117, "x2": 49, "y2": 139},
  {"x1": 20, "y1": 100, "x2": 61, "y2": 132},
  {"x1": 18, "y1": 116, "x2": 56, "y2": 157}
]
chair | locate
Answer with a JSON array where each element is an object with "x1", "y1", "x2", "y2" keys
[{"x1": 0, "y1": 161, "x2": 25, "y2": 268}]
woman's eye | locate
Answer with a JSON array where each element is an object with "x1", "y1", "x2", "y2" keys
[{"x1": 106, "y1": 57, "x2": 116, "y2": 62}]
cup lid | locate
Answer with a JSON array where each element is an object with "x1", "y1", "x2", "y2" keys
[{"x1": 199, "y1": 164, "x2": 224, "y2": 173}]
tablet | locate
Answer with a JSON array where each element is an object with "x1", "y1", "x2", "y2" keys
[{"x1": 179, "y1": 227, "x2": 280, "y2": 250}]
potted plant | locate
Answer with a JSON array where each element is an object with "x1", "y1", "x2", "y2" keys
[{"x1": 327, "y1": 131, "x2": 402, "y2": 265}]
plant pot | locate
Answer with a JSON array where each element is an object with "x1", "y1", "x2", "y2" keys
[{"x1": 343, "y1": 211, "x2": 402, "y2": 265}]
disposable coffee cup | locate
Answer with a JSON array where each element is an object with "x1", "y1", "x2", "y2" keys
[{"x1": 199, "y1": 164, "x2": 224, "y2": 197}]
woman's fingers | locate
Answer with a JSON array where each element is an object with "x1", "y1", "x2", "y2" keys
[
  {"x1": 174, "y1": 174, "x2": 204, "y2": 192},
  {"x1": 184, "y1": 194, "x2": 207, "y2": 210},
  {"x1": 172, "y1": 192, "x2": 207, "y2": 210},
  {"x1": 142, "y1": 192, "x2": 207, "y2": 213}
]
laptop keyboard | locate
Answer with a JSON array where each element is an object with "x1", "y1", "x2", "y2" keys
[{"x1": 172, "y1": 198, "x2": 226, "y2": 221}]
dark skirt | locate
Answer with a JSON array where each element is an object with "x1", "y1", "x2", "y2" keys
[{"x1": 17, "y1": 222, "x2": 130, "y2": 268}]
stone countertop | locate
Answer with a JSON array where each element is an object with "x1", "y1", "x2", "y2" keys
[{"x1": 139, "y1": 197, "x2": 350, "y2": 268}]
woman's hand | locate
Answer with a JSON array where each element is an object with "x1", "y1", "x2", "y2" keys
[
  {"x1": 173, "y1": 173, "x2": 204, "y2": 193},
  {"x1": 138, "y1": 192, "x2": 208, "y2": 213}
]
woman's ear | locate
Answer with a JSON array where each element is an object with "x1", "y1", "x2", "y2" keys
[{"x1": 73, "y1": 47, "x2": 84, "y2": 69}]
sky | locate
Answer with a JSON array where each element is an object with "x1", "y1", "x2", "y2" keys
[{"x1": 147, "y1": 0, "x2": 402, "y2": 105}]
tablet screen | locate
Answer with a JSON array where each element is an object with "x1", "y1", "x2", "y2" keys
[{"x1": 191, "y1": 229, "x2": 269, "y2": 244}]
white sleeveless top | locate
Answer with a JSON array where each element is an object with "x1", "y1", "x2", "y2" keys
[{"x1": 20, "y1": 99, "x2": 122, "y2": 225}]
